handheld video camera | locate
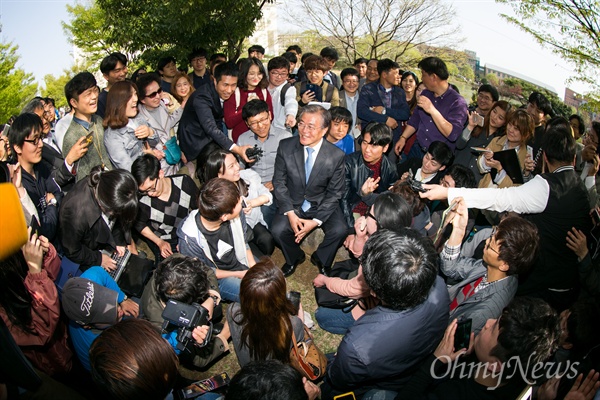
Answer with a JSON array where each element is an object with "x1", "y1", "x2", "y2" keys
[{"x1": 161, "y1": 299, "x2": 211, "y2": 351}]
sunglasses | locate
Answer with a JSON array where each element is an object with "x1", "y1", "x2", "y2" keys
[{"x1": 146, "y1": 88, "x2": 163, "y2": 99}]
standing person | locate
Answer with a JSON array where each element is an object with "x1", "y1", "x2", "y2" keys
[
  {"x1": 170, "y1": 72, "x2": 194, "y2": 106},
  {"x1": 188, "y1": 48, "x2": 211, "y2": 89},
  {"x1": 157, "y1": 56, "x2": 178, "y2": 94},
  {"x1": 395, "y1": 57, "x2": 468, "y2": 159},
  {"x1": 271, "y1": 105, "x2": 347, "y2": 277},
  {"x1": 401, "y1": 71, "x2": 420, "y2": 113},
  {"x1": 62, "y1": 72, "x2": 113, "y2": 181},
  {"x1": 227, "y1": 259, "x2": 305, "y2": 368},
  {"x1": 320, "y1": 47, "x2": 341, "y2": 89},
  {"x1": 103, "y1": 81, "x2": 158, "y2": 171},
  {"x1": 353, "y1": 58, "x2": 368, "y2": 83},
  {"x1": 178, "y1": 62, "x2": 253, "y2": 164},
  {"x1": 364, "y1": 59, "x2": 379, "y2": 85},
  {"x1": 469, "y1": 84, "x2": 499, "y2": 117},
  {"x1": 137, "y1": 73, "x2": 184, "y2": 175},
  {"x1": 527, "y1": 91, "x2": 554, "y2": 174},
  {"x1": 295, "y1": 55, "x2": 340, "y2": 109},
  {"x1": 224, "y1": 58, "x2": 274, "y2": 143},
  {"x1": 202, "y1": 149, "x2": 275, "y2": 257},
  {"x1": 97, "y1": 52, "x2": 128, "y2": 118},
  {"x1": 248, "y1": 45, "x2": 265, "y2": 60},
  {"x1": 338, "y1": 68, "x2": 361, "y2": 138},
  {"x1": 267, "y1": 56, "x2": 298, "y2": 133}
]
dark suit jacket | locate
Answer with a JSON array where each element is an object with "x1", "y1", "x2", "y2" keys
[
  {"x1": 59, "y1": 178, "x2": 126, "y2": 270},
  {"x1": 273, "y1": 137, "x2": 345, "y2": 223},
  {"x1": 178, "y1": 81, "x2": 234, "y2": 161},
  {"x1": 41, "y1": 142, "x2": 75, "y2": 189}
]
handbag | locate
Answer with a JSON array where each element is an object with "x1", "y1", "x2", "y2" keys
[
  {"x1": 314, "y1": 259, "x2": 360, "y2": 311},
  {"x1": 163, "y1": 135, "x2": 181, "y2": 165},
  {"x1": 289, "y1": 326, "x2": 328, "y2": 381}
]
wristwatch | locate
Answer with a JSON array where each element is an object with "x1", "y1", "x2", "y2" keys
[{"x1": 48, "y1": 198, "x2": 57, "y2": 206}]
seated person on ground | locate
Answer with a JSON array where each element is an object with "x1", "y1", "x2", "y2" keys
[
  {"x1": 322, "y1": 229, "x2": 449, "y2": 399},
  {"x1": 390, "y1": 180, "x2": 431, "y2": 236},
  {"x1": 140, "y1": 254, "x2": 230, "y2": 369},
  {"x1": 313, "y1": 193, "x2": 412, "y2": 335},
  {"x1": 326, "y1": 107, "x2": 355, "y2": 154},
  {"x1": 227, "y1": 258, "x2": 305, "y2": 368},
  {"x1": 441, "y1": 198, "x2": 540, "y2": 334},
  {"x1": 178, "y1": 178, "x2": 255, "y2": 303},
  {"x1": 131, "y1": 154, "x2": 198, "y2": 263},
  {"x1": 397, "y1": 140, "x2": 453, "y2": 185}
]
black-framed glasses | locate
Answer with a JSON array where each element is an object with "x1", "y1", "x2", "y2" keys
[
  {"x1": 146, "y1": 88, "x2": 163, "y2": 99},
  {"x1": 23, "y1": 136, "x2": 42, "y2": 146},
  {"x1": 138, "y1": 178, "x2": 159, "y2": 195}
]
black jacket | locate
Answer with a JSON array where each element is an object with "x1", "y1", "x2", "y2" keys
[{"x1": 341, "y1": 151, "x2": 398, "y2": 230}]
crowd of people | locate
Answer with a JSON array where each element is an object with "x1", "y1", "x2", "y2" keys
[{"x1": 1, "y1": 42, "x2": 600, "y2": 400}]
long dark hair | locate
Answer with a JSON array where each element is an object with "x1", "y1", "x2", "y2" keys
[
  {"x1": 471, "y1": 100, "x2": 511, "y2": 139},
  {"x1": 0, "y1": 251, "x2": 35, "y2": 335},
  {"x1": 202, "y1": 149, "x2": 249, "y2": 197},
  {"x1": 236, "y1": 258, "x2": 296, "y2": 362},
  {"x1": 238, "y1": 58, "x2": 269, "y2": 90}
]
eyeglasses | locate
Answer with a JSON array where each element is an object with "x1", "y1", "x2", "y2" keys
[
  {"x1": 477, "y1": 92, "x2": 493, "y2": 102},
  {"x1": 485, "y1": 226, "x2": 500, "y2": 255},
  {"x1": 146, "y1": 88, "x2": 163, "y2": 99},
  {"x1": 23, "y1": 136, "x2": 43, "y2": 146},
  {"x1": 138, "y1": 179, "x2": 159, "y2": 195},
  {"x1": 248, "y1": 116, "x2": 270, "y2": 128},
  {"x1": 270, "y1": 71, "x2": 288, "y2": 78},
  {"x1": 191, "y1": 57, "x2": 206, "y2": 63},
  {"x1": 297, "y1": 121, "x2": 321, "y2": 133}
]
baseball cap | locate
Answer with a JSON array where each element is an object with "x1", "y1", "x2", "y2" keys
[{"x1": 62, "y1": 278, "x2": 119, "y2": 326}]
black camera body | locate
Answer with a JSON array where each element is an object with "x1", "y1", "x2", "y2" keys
[
  {"x1": 161, "y1": 299, "x2": 211, "y2": 351},
  {"x1": 245, "y1": 145, "x2": 264, "y2": 162},
  {"x1": 407, "y1": 177, "x2": 427, "y2": 193}
]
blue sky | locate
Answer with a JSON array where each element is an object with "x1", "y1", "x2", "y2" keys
[{"x1": 0, "y1": 0, "x2": 590, "y2": 100}]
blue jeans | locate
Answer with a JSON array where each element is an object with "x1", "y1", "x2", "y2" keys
[
  {"x1": 218, "y1": 277, "x2": 241, "y2": 303},
  {"x1": 315, "y1": 306, "x2": 355, "y2": 335},
  {"x1": 362, "y1": 389, "x2": 398, "y2": 400}
]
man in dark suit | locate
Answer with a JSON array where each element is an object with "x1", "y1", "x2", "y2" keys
[
  {"x1": 178, "y1": 61, "x2": 252, "y2": 163},
  {"x1": 272, "y1": 105, "x2": 347, "y2": 277}
]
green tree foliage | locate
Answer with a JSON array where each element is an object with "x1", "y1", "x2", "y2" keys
[
  {"x1": 65, "y1": 0, "x2": 272, "y2": 70},
  {"x1": 497, "y1": 0, "x2": 600, "y2": 97},
  {"x1": 500, "y1": 78, "x2": 573, "y2": 117},
  {"x1": 0, "y1": 42, "x2": 38, "y2": 123}
]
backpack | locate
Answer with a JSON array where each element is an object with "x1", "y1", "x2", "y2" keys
[
  {"x1": 279, "y1": 82, "x2": 292, "y2": 107},
  {"x1": 234, "y1": 87, "x2": 268, "y2": 111}
]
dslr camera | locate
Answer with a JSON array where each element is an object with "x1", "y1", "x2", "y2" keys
[
  {"x1": 161, "y1": 299, "x2": 211, "y2": 351},
  {"x1": 245, "y1": 145, "x2": 264, "y2": 162}
]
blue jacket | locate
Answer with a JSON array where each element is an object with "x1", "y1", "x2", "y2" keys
[{"x1": 357, "y1": 82, "x2": 410, "y2": 136}]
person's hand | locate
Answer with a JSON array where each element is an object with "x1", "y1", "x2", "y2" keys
[
  {"x1": 157, "y1": 239, "x2": 173, "y2": 258},
  {"x1": 101, "y1": 253, "x2": 117, "y2": 271},
  {"x1": 564, "y1": 370, "x2": 600, "y2": 400},
  {"x1": 484, "y1": 157, "x2": 502, "y2": 171},
  {"x1": 301, "y1": 90, "x2": 315, "y2": 104},
  {"x1": 45, "y1": 192, "x2": 56, "y2": 204},
  {"x1": 303, "y1": 377, "x2": 321, "y2": 400},
  {"x1": 236, "y1": 270, "x2": 248, "y2": 279},
  {"x1": 467, "y1": 111, "x2": 478, "y2": 130},
  {"x1": 400, "y1": 171, "x2": 410, "y2": 182},
  {"x1": 419, "y1": 183, "x2": 447, "y2": 200},
  {"x1": 537, "y1": 377, "x2": 560, "y2": 400},
  {"x1": 263, "y1": 181, "x2": 274, "y2": 191},
  {"x1": 38, "y1": 235, "x2": 50, "y2": 254},
  {"x1": 232, "y1": 144, "x2": 253, "y2": 163},
  {"x1": 582, "y1": 145, "x2": 597, "y2": 163},
  {"x1": 22, "y1": 227, "x2": 43, "y2": 274},
  {"x1": 134, "y1": 125, "x2": 153, "y2": 139},
  {"x1": 449, "y1": 198, "x2": 468, "y2": 231},
  {"x1": 287, "y1": 212, "x2": 304, "y2": 235},
  {"x1": 385, "y1": 117, "x2": 398, "y2": 129},
  {"x1": 361, "y1": 176, "x2": 380, "y2": 196},
  {"x1": 417, "y1": 95, "x2": 435, "y2": 114},
  {"x1": 313, "y1": 274, "x2": 327, "y2": 287},
  {"x1": 354, "y1": 216, "x2": 368, "y2": 239},
  {"x1": 119, "y1": 298, "x2": 139, "y2": 317},
  {"x1": 433, "y1": 319, "x2": 474, "y2": 363},
  {"x1": 10, "y1": 162, "x2": 26, "y2": 197},
  {"x1": 65, "y1": 136, "x2": 89, "y2": 165},
  {"x1": 343, "y1": 234, "x2": 355, "y2": 250},
  {"x1": 394, "y1": 137, "x2": 406, "y2": 155},
  {"x1": 191, "y1": 325, "x2": 210, "y2": 346},
  {"x1": 295, "y1": 218, "x2": 318, "y2": 243},
  {"x1": 589, "y1": 155, "x2": 600, "y2": 177},
  {"x1": 371, "y1": 106, "x2": 384, "y2": 114},
  {"x1": 567, "y1": 227, "x2": 589, "y2": 260},
  {"x1": 115, "y1": 246, "x2": 126, "y2": 257},
  {"x1": 152, "y1": 149, "x2": 165, "y2": 160},
  {"x1": 524, "y1": 154, "x2": 535, "y2": 173},
  {"x1": 285, "y1": 114, "x2": 297, "y2": 128}
]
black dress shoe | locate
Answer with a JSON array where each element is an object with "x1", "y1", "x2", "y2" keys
[
  {"x1": 310, "y1": 253, "x2": 332, "y2": 276},
  {"x1": 282, "y1": 254, "x2": 306, "y2": 277}
]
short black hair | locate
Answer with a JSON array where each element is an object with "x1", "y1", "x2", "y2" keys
[
  {"x1": 20, "y1": 98, "x2": 44, "y2": 115},
  {"x1": 362, "y1": 122, "x2": 392, "y2": 146},
  {"x1": 157, "y1": 56, "x2": 176, "y2": 72},
  {"x1": 136, "y1": 73, "x2": 162, "y2": 100},
  {"x1": 444, "y1": 164, "x2": 477, "y2": 188},
  {"x1": 131, "y1": 153, "x2": 161, "y2": 185},
  {"x1": 242, "y1": 99, "x2": 270, "y2": 121},
  {"x1": 298, "y1": 104, "x2": 331, "y2": 129},
  {"x1": 377, "y1": 58, "x2": 400, "y2": 76},
  {"x1": 361, "y1": 229, "x2": 438, "y2": 310},
  {"x1": 569, "y1": 114, "x2": 585, "y2": 137},
  {"x1": 281, "y1": 51, "x2": 297, "y2": 65},
  {"x1": 320, "y1": 47, "x2": 339, "y2": 61},
  {"x1": 8, "y1": 113, "x2": 43, "y2": 150},
  {"x1": 329, "y1": 106, "x2": 353, "y2": 129},
  {"x1": 248, "y1": 45, "x2": 265, "y2": 55},
  {"x1": 213, "y1": 61, "x2": 239, "y2": 83},
  {"x1": 427, "y1": 141, "x2": 454, "y2": 167},
  {"x1": 494, "y1": 215, "x2": 539, "y2": 275},
  {"x1": 100, "y1": 52, "x2": 127, "y2": 74},
  {"x1": 478, "y1": 84, "x2": 499, "y2": 102},
  {"x1": 528, "y1": 92, "x2": 554, "y2": 117},
  {"x1": 226, "y1": 360, "x2": 307, "y2": 400},
  {"x1": 372, "y1": 192, "x2": 412, "y2": 231},
  {"x1": 418, "y1": 57, "x2": 449, "y2": 80},
  {"x1": 300, "y1": 52, "x2": 314, "y2": 63},
  {"x1": 188, "y1": 48, "x2": 208, "y2": 62},
  {"x1": 65, "y1": 72, "x2": 97, "y2": 104},
  {"x1": 198, "y1": 178, "x2": 240, "y2": 221},
  {"x1": 340, "y1": 67, "x2": 359, "y2": 81},
  {"x1": 268, "y1": 56, "x2": 290, "y2": 72},
  {"x1": 154, "y1": 254, "x2": 210, "y2": 305},
  {"x1": 286, "y1": 45, "x2": 302, "y2": 55},
  {"x1": 542, "y1": 125, "x2": 576, "y2": 164},
  {"x1": 354, "y1": 57, "x2": 368, "y2": 66}
]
